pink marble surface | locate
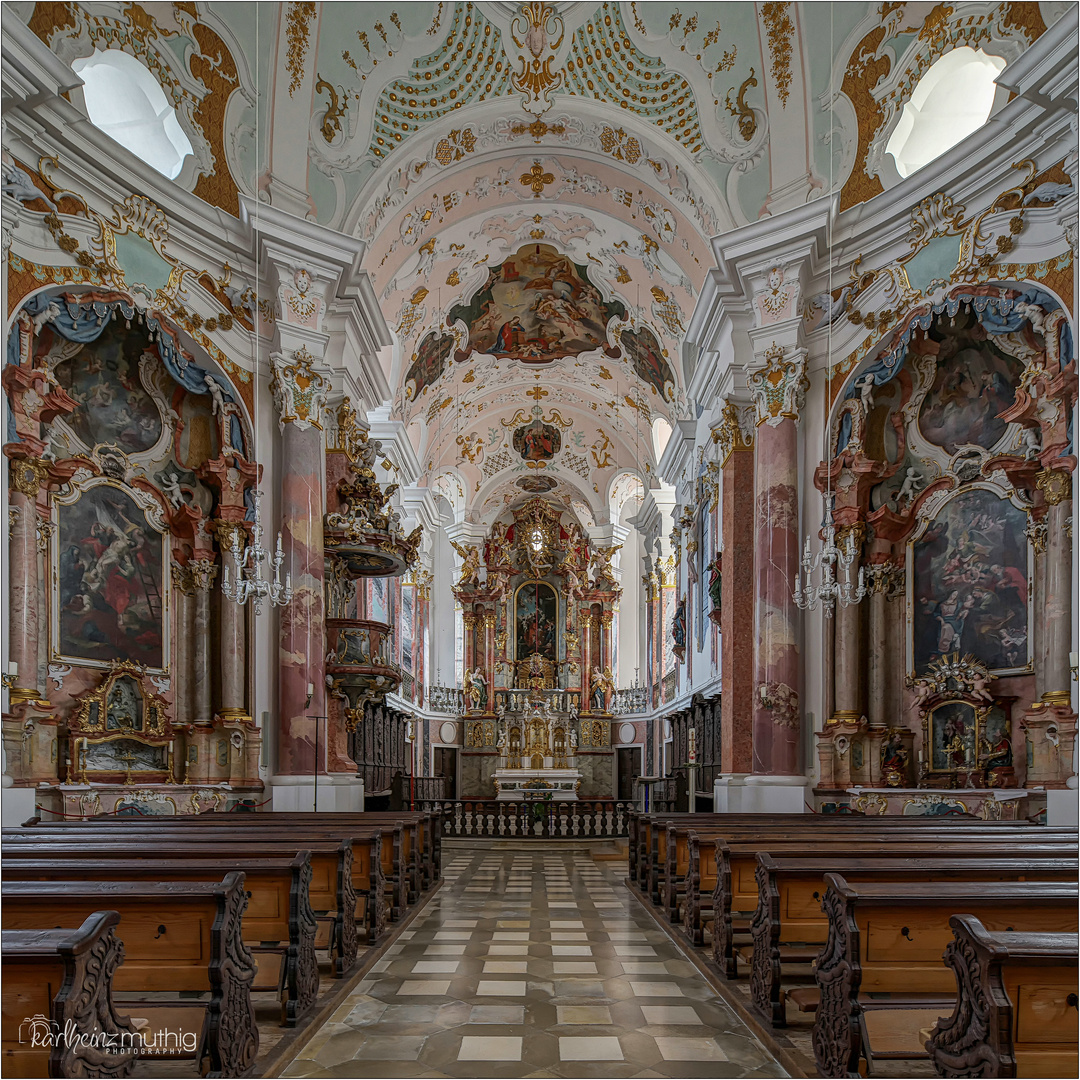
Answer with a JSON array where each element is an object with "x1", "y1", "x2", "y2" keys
[
  {"x1": 9, "y1": 491, "x2": 39, "y2": 692},
  {"x1": 721, "y1": 451, "x2": 754, "y2": 774},
  {"x1": 753, "y1": 420, "x2": 801, "y2": 775},
  {"x1": 278, "y1": 423, "x2": 326, "y2": 776}
]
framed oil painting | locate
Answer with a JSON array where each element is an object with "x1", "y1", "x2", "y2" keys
[
  {"x1": 515, "y1": 581, "x2": 558, "y2": 661},
  {"x1": 52, "y1": 480, "x2": 168, "y2": 672},
  {"x1": 910, "y1": 486, "x2": 1030, "y2": 676}
]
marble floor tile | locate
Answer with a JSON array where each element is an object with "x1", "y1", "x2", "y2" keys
[
  {"x1": 654, "y1": 1037, "x2": 730, "y2": 1061},
  {"x1": 458, "y1": 1036, "x2": 523, "y2": 1061},
  {"x1": 424, "y1": 945, "x2": 467, "y2": 955},
  {"x1": 555, "y1": 1005, "x2": 612, "y2": 1025},
  {"x1": 552, "y1": 962, "x2": 598, "y2": 974},
  {"x1": 411, "y1": 961, "x2": 460, "y2": 974},
  {"x1": 618, "y1": 962, "x2": 669, "y2": 975},
  {"x1": 614, "y1": 945, "x2": 656, "y2": 956},
  {"x1": 487, "y1": 944, "x2": 529, "y2": 955},
  {"x1": 629, "y1": 982, "x2": 684, "y2": 997},
  {"x1": 551, "y1": 945, "x2": 592, "y2": 956},
  {"x1": 476, "y1": 980, "x2": 527, "y2": 996},
  {"x1": 468, "y1": 1005, "x2": 525, "y2": 1024},
  {"x1": 641, "y1": 1006, "x2": 703, "y2": 1026},
  {"x1": 559, "y1": 1037, "x2": 624, "y2": 1061},
  {"x1": 397, "y1": 980, "x2": 452, "y2": 996},
  {"x1": 356, "y1": 1035, "x2": 427, "y2": 1060},
  {"x1": 483, "y1": 961, "x2": 528, "y2": 973}
]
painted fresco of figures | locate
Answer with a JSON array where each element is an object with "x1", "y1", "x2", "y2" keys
[
  {"x1": 56, "y1": 483, "x2": 164, "y2": 669},
  {"x1": 621, "y1": 325, "x2": 676, "y2": 401},
  {"x1": 916, "y1": 315, "x2": 1024, "y2": 454},
  {"x1": 912, "y1": 488, "x2": 1028, "y2": 673},
  {"x1": 404, "y1": 331, "x2": 454, "y2": 401},
  {"x1": 930, "y1": 702, "x2": 978, "y2": 772},
  {"x1": 449, "y1": 244, "x2": 626, "y2": 363},
  {"x1": 51, "y1": 322, "x2": 163, "y2": 453}
]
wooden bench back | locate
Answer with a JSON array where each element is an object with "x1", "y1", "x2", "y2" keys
[{"x1": 2, "y1": 911, "x2": 137, "y2": 1079}]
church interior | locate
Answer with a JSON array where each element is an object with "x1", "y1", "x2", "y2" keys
[{"x1": 1, "y1": 1, "x2": 1077, "y2": 1077}]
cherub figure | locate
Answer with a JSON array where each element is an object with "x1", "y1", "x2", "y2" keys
[
  {"x1": 160, "y1": 472, "x2": 188, "y2": 509},
  {"x1": 896, "y1": 467, "x2": 923, "y2": 506},
  {"x1": 855, "y1": 372, "x2": 876, "y2": 414},
  {"x1": 589, "y1": 544, "x2": 622, "y2": 587},
  {"x1": 204, "y1": 374, "x2": 227, "y2": 418}
]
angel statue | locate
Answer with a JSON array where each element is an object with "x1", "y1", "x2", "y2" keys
[
  {"x1": 589, "y1": 544, "x2": 622, "y2": 587},
  {"x1": 465, "y1": 667, "x2": 487, "y2": 712},
  {"x1": 451, "y1": 540, "x2": 482, "y2": 586}
]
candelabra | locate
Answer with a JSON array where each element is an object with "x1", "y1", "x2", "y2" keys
[
  {"x1": 221, "y1": 489, "x2": 292, "y2": 614},
  {"x1": 793, "y1": 499, "x2": 866, "y2": 615}
]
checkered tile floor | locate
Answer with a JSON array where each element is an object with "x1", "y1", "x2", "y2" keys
[{"x1": 281, "y1": 844, "x2": 784, "y2": 1078}]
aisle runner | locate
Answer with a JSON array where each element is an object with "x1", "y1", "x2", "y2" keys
[{"x1": 282, "y1": 845, "x2": 784, "y2": 1078}]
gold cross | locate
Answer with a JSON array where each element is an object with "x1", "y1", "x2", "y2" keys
[
  {"x1": 520, "y1": 162, "x2": 555, "y2": 197},
  {"x1": 527, "y1": 385, "x2": 549, "y2": 402}
]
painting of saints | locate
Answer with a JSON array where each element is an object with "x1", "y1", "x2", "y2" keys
[
  {"x1": 56, "y1": 484, "x2": 164, "y2": 669},
  {"x1": 51, "y1": 322, "x2": 163, "y2": 454},
  {"x1": 449, "y1": 244, "x2": 626, "y2": 363},
  {"x1": 916, "y1": 314, "x2": 1023, "y2": 454},
  {"x1": 513, "y1": 416, "x2": 561, "y2": 462},
  {"x1": 912, "y1": 488, "x2": 1028, "y2": 673},
  {"x1": 404, "y1": 332, "x2": 454, "y2": 400},
  {"x1": 516, "y1": 582, "x2": 558, "y2": 661},
  {"x1": 622, "y1": 325, "x2": 676, "y2": 401}
]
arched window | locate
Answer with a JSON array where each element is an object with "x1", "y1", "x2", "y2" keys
[
  {"x1": 886, "y1": 47, "x2": 1006, "y2": 178},
  {"x1": 652, "y1": 417, "x2": 672, "y2": 459},
  {"x1": 73, "y1": 49, "x2": 193, "y2": 180}
]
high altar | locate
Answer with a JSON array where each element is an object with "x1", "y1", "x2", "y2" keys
[{"x1": 455, "y1": 498, "x2": 620, "y2": 799}]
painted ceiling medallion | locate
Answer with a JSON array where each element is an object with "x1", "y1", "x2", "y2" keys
[
  {"x1": 513, "y1": 405, "x2": 562, "y2": 462},
  {"x1": 517, "y1": 475, "x2": 557, "y2": 492},
  {"x1": 621, "y1": 325, "x2": 676, "y2": 401},
  {"x1": 449, "y1": 244, "x2": 625, "y2": 364}
]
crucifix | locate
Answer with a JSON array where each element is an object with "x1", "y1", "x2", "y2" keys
[{"x1": 118, "y1": 746, "x2": 138, "y2": 784}]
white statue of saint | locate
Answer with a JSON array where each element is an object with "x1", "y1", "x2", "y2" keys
[{"x1": 569, "y1": 729, "x2": 578, "y2": 753}]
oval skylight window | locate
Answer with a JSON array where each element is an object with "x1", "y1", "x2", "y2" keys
[
  {"x1": 886, "y1": 47, "x2": 1006, "y2": 178},
  {"x1": 73, "y1": 48, "x2": 194, "y2": 180}
]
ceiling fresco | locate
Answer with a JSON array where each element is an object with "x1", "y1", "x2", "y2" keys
[{"x1": 447, "y1": 244, "x2": 625, "y2": 363}]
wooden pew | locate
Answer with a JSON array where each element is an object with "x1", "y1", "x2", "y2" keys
[
  {"x1": 2, "y1": 833, "x2": 356, "y2": 1007},
  {"x1": 710, "y1": 836, "x2": 1077, "y2": 978},
  {"x1": 2, "y1": 875, "x2": 259, "y2": 1077},
  {"x1": 663, "y1": 820, "x2": 1071, "y2": 948},
  {"x1": 928, "y1": 915, "x2": 1079, "y2": 1079},
  {"x1": 18, "y1": 819, "x2": 398, "y2": 934},
  {"x1": 663, "y1": 818, "x2": 1061, "y2": 927},
  {"x1": 4, "y1": 825, "x2": 369, "y2": 972},
  {"x1": 748, "y1": 854, "x2": 1079, "y2": 1026},
  {"x1": 3, "y1": 854, "x2": 320, "y2": 1026},
  {"x1": 2, "y1": 911, "x2": 137, "y2": 1079},
  {"x1": 811, "y1": 876, "x2": 1079, "y2": 1078}
]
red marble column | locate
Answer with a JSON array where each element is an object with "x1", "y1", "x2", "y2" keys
[
  {"x1": 7, "y1": 488, "x2": 41, "y2": 699},
  {"x1": 752, "y1": 417, "x2": 801, "y2": 775},
  {"x1": 721, "y1": 444, "x2": 755, "y2": 773},
  {"x1": 579, "y1": 607, "x2": 592, "y2": 708},
  {"x1": 278, "y1": 419, "x2": 326, "y2": 775},
  {"x1": 483, "y1": 610, "x2": 495, "y2": 713}
]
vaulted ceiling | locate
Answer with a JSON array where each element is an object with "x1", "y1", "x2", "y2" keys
[{"x1": 16, "y1": 0, "x2": 1061, "y2": 522}]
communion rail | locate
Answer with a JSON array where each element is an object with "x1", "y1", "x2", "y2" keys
[{"x1": 418, "y1": 798, "x2": 634, "y2": 838}]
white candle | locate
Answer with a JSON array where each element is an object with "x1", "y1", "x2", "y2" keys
[{"x1": 7, "y1": 662, "x2": 17, "y2": 678}]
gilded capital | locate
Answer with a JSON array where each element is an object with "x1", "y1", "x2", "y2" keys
[
  {"x1": 171, "y1": 563, "x2": 195, "y2": 596},
  {"x1": 711, "y1": 401, "x2": 755, "y2": 464},
  {"x1": 747, "y1": 344, "x2": 809, "y2": 427},
  {"x1": 9, "y1": 456, "x2": 50, "y2": 498},
  {"x1": 1036, "y1": 467, "x2": 1072, "y2": 506},
  {"x1": 270, "y1": 346, "x2": 331, "y2": 432},
  {"x1": 187, "y1": 558, "x2": 218, "y2": 592},
  {"x1": 483, "y1": 612, "x2": 496, "y2": 629},
  {"x1": 214, "y1": 519, "x2": 247, "y2": 554}
]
